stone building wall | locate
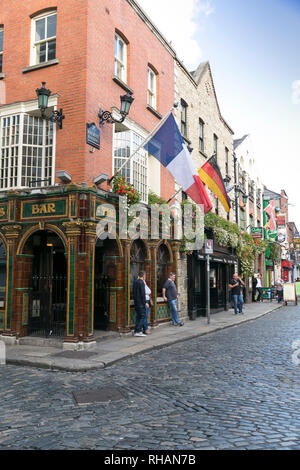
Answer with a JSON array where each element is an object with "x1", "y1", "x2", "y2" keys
[{"x1": 174, "y1": 60, "x2": 234, "y2": 222}]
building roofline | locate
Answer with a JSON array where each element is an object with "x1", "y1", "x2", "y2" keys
[
  {"x1": 126, "y1": 0, "x2": 177, "y2": 57},
  {"x1": 176, "y1": 60, "x2": 234, "y2": 135}
]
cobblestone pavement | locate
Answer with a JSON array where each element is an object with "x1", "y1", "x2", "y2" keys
[{"x1": 1, "y1": 306, "x2": 300, "y2": 450}]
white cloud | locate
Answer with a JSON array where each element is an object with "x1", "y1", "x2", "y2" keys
[
  {"x1": 137, "y1": 0, "x2": 214, "y2": 69},
  {"x1": 292, "y1": 80, "x2": 300, "y2": 104}
]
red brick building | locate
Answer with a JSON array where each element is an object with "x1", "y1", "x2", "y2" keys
[{"x1": 0, "y1": 0, "x2": 179, "y2": 347}]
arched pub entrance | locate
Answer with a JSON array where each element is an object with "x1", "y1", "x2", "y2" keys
[{"x1": 23, "y1": 230, "x2": 67, "y2": 337}]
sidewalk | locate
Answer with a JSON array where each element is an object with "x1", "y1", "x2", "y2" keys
[{"x1": 4, "y1": 302, "x2": 283, "y2": 372}]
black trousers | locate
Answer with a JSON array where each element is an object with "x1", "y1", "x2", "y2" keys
[{"x1": 256, "y1": 287, "x2": 262, "y2": 302}]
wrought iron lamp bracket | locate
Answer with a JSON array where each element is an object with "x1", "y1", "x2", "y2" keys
[{"x1": 98, "y1": 108, "x2": 126, "y2": 127}]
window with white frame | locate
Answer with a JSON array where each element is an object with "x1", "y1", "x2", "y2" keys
[
  {"x1": 0, "y1": 113, "x2": 55, "y2": 190},
  {"x1": 113, "y1": 126, "x2": 148, "y2": 203},
  {"x1": 114, "y1": 33, "x2": 127, "y2": 83},
  {"x1": 31, "y1": 11, "x2": 57, "y2": 65},
  {"x1": 0, "y1": 27, "x2": 3, "y2": 73},
  {"x1": 147, "y1": 67, "x2": 157, "y2": 109}
]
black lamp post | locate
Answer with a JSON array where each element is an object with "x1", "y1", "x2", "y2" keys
[
  {"x1": 98, "y1": 92, "x2": 134, "y2": 127},
  {"x1": 36, "y1": 82, "x2": 65, "y2": 129}
]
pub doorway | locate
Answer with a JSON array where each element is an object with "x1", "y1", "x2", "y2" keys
[
  {"x1": 94, "y1": 238, "x2": 119, "y2": 331},
  {"x1": 25, "y1": 230, "x2": 67, "y2": 337}
]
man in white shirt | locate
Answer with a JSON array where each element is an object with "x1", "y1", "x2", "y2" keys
[{"x1": 256, "y1": 274, "x2": 263, "y2": 302}]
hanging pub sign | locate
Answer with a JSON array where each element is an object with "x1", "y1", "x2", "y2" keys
[
  {"x1": 204, "y1": 239, "x2": 214, "y2": 254},
  {"x1": 251, "y1": 227, "x2": 264, "y2": 239},
  {"x1": 86, "y1": 123, "x2": 100, "y2": 150},
  {"x1": 293, "y1": 238, "x2": 300, "y2": 248},
  {"x1": 276, "y1": 215, "x2": 286, "y2": 226}
]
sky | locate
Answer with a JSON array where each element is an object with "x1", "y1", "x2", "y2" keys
[{"x1": 137, "y1": 0, "x2": 300, "y2": 228}]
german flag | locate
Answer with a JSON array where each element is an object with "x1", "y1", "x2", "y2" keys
[{"x1": 198, "y1": 155, "x2": 231, "y2": 213}]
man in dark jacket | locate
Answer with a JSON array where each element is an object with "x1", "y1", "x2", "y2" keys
[{"x1": 132, "y1": 271, "x2": 147, "y2": 337}]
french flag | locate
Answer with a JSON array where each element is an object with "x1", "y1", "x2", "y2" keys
[{"x1": 144, "y1": 114, "x2": 212, "y2": 213}]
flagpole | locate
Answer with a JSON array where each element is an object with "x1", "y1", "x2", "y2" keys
[
  {"x1": 167, "y1": 187, "x2": 182, "y2": 204},
  {"x1": 108, "y1": 105, "x2": 177, "y2": 185}
]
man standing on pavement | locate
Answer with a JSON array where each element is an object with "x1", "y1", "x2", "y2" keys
[
  {"x1": 256, "y1": 273, "x2": 263, "y2": 302},
  {"x1": 163, "y1": 273, "x2": 184, "y2": 326},
  {"x1": 229, "y1": 273, "x2": 245, "y2": 315},
  {"x1": 132, "y1": 271, "x2": 148, "y2": 337}
]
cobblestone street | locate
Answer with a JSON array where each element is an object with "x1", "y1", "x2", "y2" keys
[{"x1": 1, "y1": 306, "x2": 300, "y2": 450}]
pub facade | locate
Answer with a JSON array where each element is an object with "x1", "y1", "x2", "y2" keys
[{"x1": 0, "y1": 186, "x2": 180, "y2": 345}]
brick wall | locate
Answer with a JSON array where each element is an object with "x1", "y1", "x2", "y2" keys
[{"x1": 0, "y1": 0, "x2": 175, "y2": 198}]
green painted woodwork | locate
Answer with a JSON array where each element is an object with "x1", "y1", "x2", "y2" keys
[
  {"x1": 89, "y1": 242, "x2": 94, "y2": 335},
  {"x1": 0, "y1": 204, "x2": 8, "y2": 220},
  {"x1": 21, "y1": 199, "x2": 67, "y2": 219},
  {"x1": 157, "y1": 304, "x2": 171, "y2": 320},
  {"x1": 5, "y1": 243, "x2": 13, "y2": 329}
]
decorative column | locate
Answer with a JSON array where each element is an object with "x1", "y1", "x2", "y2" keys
[
  {"x1": 2, "y1": 225, "x2": 22, "y2": 336},
  {"x1": 123, "y1": 239, "x2": 132, "y2": 331},
  {"x1": 148, "y1": 241, "x2": 158, "y2": 325},
  {"x1": 62, "y1": 221, "x2": 82, "y2": 343},
  {"x1": 82, "y1": 222, "x2": 97, "y2": 342}
]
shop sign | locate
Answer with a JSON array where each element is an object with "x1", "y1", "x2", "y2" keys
[
  {"x1": 277, "y1": 215, "x2": 286, "y2": 226},
  {"x1": 0, "y1": 203, "x2": 8, "y2": 221},
  {"x1": 251, "y1": 227, "x2": 264, "y2": 239},
  {"x1": 95, "y1": 202, "x2": 117, "y2": 222},
  {"x1": 21, "y1": 199, "x2": 68, "y2": 219},
  {"x1": 86, "y1": 123, "x2": 100, "y2": 150},
  {"x1": 294, "y1": 238, "x2": 300, "y2": 248}
]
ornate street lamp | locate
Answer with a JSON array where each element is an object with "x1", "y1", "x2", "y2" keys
[
  {"x1": 36, "y1": 82, "x2": 65, "y2": 129},
  {"x1": 98, "y1": 92, "x2": 134, "y2": 127}
]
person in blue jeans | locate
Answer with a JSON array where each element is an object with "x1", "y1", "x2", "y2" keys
[
  {"x1": 229, "y1": 273, "x2": 245, "y2": 315},
  {"x1": 163, "y1": 273, "x2": 184, "y2": 326}
]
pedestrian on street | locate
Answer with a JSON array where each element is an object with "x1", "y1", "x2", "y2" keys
[
  {"x1": 143, "y1": 278, "x2": 152, "y2": 335},
  {"x1": 163, "y1": 273, "x2": 184, "y2": 326},
  {"x1": 252, "y1": 275, "x2": 258, "y2": 302},
  {"x1": 229, "y1": 273, "x2": 245, "y2": 315},
  {"x1": 276, "y1": 279, "x2": 284, "y2": 303},
  {"x1": 132, "y1": 271, "x2": 147, "y2": 337},
  {"x1": 256, "y1": 274, "x2": 263, "y2": 302}
]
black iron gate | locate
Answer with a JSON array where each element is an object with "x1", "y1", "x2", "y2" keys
[
  {"x1": 94, "y1": 274, "x2": 110, "y2": 330},
  {"x1": 28, "y1": 273, "x2": 67, "y2": 338}
]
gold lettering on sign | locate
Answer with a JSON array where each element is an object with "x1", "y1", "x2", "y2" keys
[{"x1": 32, "y1": 204, "x2": 57, "y2": 215}]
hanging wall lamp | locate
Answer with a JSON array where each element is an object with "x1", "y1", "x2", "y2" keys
[
  {"x1": 98, "y1": 92, "x2": 134, "y2": 127},
  {"x1": 36, "y1": 82, "x2": 65, "y2": 129}
]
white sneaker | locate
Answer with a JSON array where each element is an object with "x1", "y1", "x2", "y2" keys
[{"x1": 133, "y1": 332, "x2": 146, "y2": 337}]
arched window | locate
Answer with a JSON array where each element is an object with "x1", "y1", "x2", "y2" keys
[
  {"x1": 157, "y1": 244, "x2": 170, "y2": 296},
  {"x1": 130, "y1": 240, "x2": 147, "y2": 293}
]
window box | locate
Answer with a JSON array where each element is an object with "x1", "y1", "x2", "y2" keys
[{"x1": 0, "y1": 73, "x2": 4, "y2": 80}]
